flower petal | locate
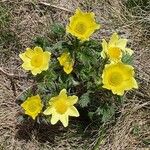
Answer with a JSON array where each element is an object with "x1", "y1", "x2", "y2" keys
[
  {"x1": 59, "y1": 89, "x2": 67, "y2": 99},
  {"x1": 125, "y1": 48, "x2": 134, "y2": 55},
  {"x1": 40, "y1": 62, "x2": 49, "y2": 71},
  {"x1": 68, "y1": 96, "x2": 78, "y2": 105},
  {"x1": 21, "y1": 95, "x2": 42, "y2": 120},
  {"x1": 63, "y1": 63, "x2": 73, "y2": 74},
  {"x1": 19, "y1": 53, "x2": 30, "y2": 62},
  {"x1": 21, "y1": 101, "x2": 28, "y2": 109},
  {"x1": 102, "y1": 62, "x2": 138, "y2": 95},
  {"x1": 132, "y1": 78, "x2": 138, "y2": 89},
  {"x1": 40, "y1": 51, "x2": 51, "y2": 70},
  {"x1": 43, "y1": 107, "x2": 55, "y2": 115},
  {"x1": 25, "y1": 111, "x2": 36, "y2": 120},
  {"x1": 101, "y1": 39, "x2": 108, "y2": 58},
  {"x1": 117, "y1": 39, "x2": 128, "y2": 50},
  {"x1": 75, "y1": 7, "x2": 82, "y2": 15},
  {"x1": 44, "y1": 52, "x2": 51, "y2": 62},
  {"x1": 34, "y1": 46, "x2": 43, "y2": 54},
  {"x1": 109, "y1": 33, "x2": 119, "y2": 47},
  {"x1": 66, "y1": 8, "x2": 100, "y2": 41},
  {"x1": 60, "y1": 114, "x2": 69, "y2": 127},
  {"x1": 25, "y1": 48, "x2": 34, "y2": 58},
  {"x1": 31, "y1": 68, "x2": 42, "y2": 75},
  {"x1": 67, "y1": 106, "x2": 79, "y2": 117},
  {"x1": 57, "y1": 52, "x2": 69, "y2": 66},
  {"x1": 49, "y1": 97, "x2": 58, "y2": 104},
  {"x1": 51, "y1": 113, "x2": 60, "y2": 125},
  {"x1": 22, "y1": 62, "x2": 32, "y2": 70},
  {"x1": 112, "y1": 89, "x2": 124, "y2": 96}
]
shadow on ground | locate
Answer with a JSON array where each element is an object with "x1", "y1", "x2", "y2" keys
[
  {"x1": 14, "y1": 112, "x2": 97, "y2": 147},
  {"x1": 15, "y1": 121, "x2": 63, "y2": 143}
]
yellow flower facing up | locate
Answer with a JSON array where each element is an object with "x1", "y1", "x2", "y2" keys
[
  {"x1": 43, "y1": 89, "x2": 79, "y2": 127},
  {"x1": 101, "y1": 33, "x2": 133, "y2": 62},
  {"x1": 21, "y1": 95, "x2": 43, "y2": 120},
  {"x1": 57, "y1": 52, "x2": 74, "y2": 74},
  {"x1": 102, "y1": 62, "x2": 138, "y2": 95},
  {"x1": 19, "y1": 46, "x2": 51, "y2": 75},
  {"x1": 66, "y1": 8, "x2": 100, "y2": 41}
]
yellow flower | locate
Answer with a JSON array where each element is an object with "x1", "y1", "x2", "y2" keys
[
  {"x1": 102, "y1": 62, "x2": 138, "y2": 95},
  {"x1": 101, "y1": 33, "x2": 133, "y2": 62},
  {"x1": 21, "y1": 95, "x2": 43, "y2": 120},
  {"x1": 66, "y1": 8, "x2": 100, "y2": 41},
  {"x1": 19, "y1": 46, "x2": 51, "y2": 75},
  {"x1": 43, "y1": 89, "x2": 79, "y2": 127},
  {"x1": 57, "y1": 52, "x2": 74, "y2": 74}
]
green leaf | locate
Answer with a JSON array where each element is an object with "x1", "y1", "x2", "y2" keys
[
  {"x1": 122, "y1": 54, "x2": 133, "y2": 64},
  {"x1": 79, "y1": 91, "x2": 91, "y2": 107},
  {"x1": 78, "y1": 49, "x2": 98, "y2": 65},
  {"x1": 88, "y1": 112, "x2": 95, "y2": 120},
  {"x1": 50, "y1": 41, "x2": 63, "y2": 50},
  {"x1": 33, "y1": 36, "x2": 49, "y2": 48},
  {"x1": 37, "y1": 82, "x2": 50, "y2": 94},
  {"x1": 81, "y1": 39, "x2": 102, "y2": 52},
  {"x1": 16, "y1": 89, "x2": 33, "y2": 105},
  {"x1": 72, "y1": 78, "x2": 80, "y2": 86},
  {"x1": 116, "y1": 95, "x2": 124, "y2": 104},
  {"x1": 51, "y1": 23, "x2": 65, "y2": 37},
  {"x1": 102, "y1": 107, "x2": 114, "y2": 122},
  {"x1": 96, "y1": 105, "x2": 115, "y2": 122}
]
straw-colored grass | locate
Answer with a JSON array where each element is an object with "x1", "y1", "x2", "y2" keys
[{"x1": 0, "y1": 0, "x2": 149, "y2": 149}]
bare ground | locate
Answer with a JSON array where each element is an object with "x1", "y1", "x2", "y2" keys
[{"x1": 0, "y1": 0, "x2": 150, "y2": 149}]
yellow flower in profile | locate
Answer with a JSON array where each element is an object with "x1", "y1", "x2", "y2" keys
[
  {"x1": 19, "y1": 46, "x2": 51, "y2": 75},
  {"x1": 57, "y1": 52, "x2": 74, "y2": 74},
  {"x1": 21, "y1": 95, "x2": 43, "y2": 120},
  {"x1": 43, "y1": 89, "x2": 79, "y2": 127},
  {"x1": 66, "y1": 8, "x2": 100, "y2": 41},
  {"x1": 101, "y1": 33, "x2": 133, "y2": 62},
  {"x1": 102, "y1": 62, "x2": 138, "y2": 95}
]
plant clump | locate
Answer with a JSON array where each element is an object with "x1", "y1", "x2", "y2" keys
[{"x1": 17, "y1": 8, "x2": 138, "y2": 127}]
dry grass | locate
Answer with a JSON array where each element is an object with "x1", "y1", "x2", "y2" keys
[{"x1": 0, "y1": 0, "x2": 150, "y2": 149}]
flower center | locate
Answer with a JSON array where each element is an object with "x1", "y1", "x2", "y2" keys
[
  {"x1": 108, "y1": 47, "x2": 122, "y2": 60},
  {"x1": 74, "y1": 22, "x2": 87, "y2": 35},
  {"x1": 54, "y1": 100, "x2": 68, "y2": 114},
  {"x1": 31, "y1": 54, "x2": 43, "y2": 67},
  {"x1": 109, "y1": 72, "x2": 123, "y2": 86}
]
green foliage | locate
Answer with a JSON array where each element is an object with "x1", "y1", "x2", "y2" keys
[
  {"x1": 18, "y1": 22, "x2": 136, "y2": 125},
  {"x1": 95, "y1": 105, "x2": 115, "y2": 122},
  {"x1": 122, "y1": 54, "x2": 133, "y2": 65},
  {"x1": 33, "y1": 36, "x2": 50, "y2": 48},
  {"x1": 16, "y1": 86, "x2": 36, "y2": 105},
  {"x1": 50, "y1": 23, "x2": 66, "y2": 38},
  {"x1": 79, "y1": 91, "x2": 91, "y2": 107}
]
